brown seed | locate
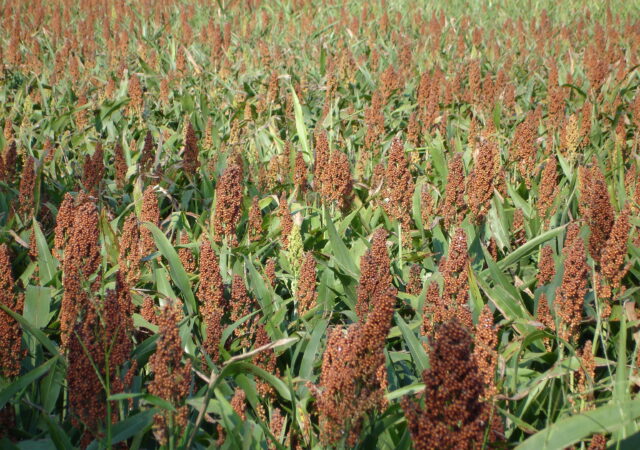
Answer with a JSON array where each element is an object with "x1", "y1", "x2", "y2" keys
[
  {"x1": 198, "y1": 238, "x2": 225, "y2": 362},
  {"x1": 293, "y1": 151, "x2": 308, "y2": 193},
  {"x1": 82, "y1": 142, "x2": 104, "y2": 195},
  {"x1": 230, "y1": 275, "x2": 260, "y2": 350},
  {"x1": 182, "y1": 120, "x2": 200, "y2": 176},
  {"x1": 406, "y1": 264, "x2": 422, "y2": 296},
  {"x1": 297, "y1": 252, "x2": 317, "y2": 316},
  {"x1": 114, "y1": 142, "x2": 127, "y2": 188},
  {"x1": 313, "y1": 129, "x2": 330, "y2": 194},
  {"x1": 402, "y1": 319, "x2": 503, "y2": 450},
  {"x1": 231, "y1": 388, "x2": 246, "y2": 421},
  {"x1": 139, "y1": 187, "x2": 160, "y2": 259},
  {"x1": 510, "y1": 111, "x2": 538, "y2": 187},
  {"x1": 265, "y1": 258, "x2": 277, "y2": 288},
  {"x1": 537, "y1": 245, "x2": 556, "y2": 286},
  {"x1": 149, "y1": 303, "x2": 191, "y2": 445},
  {"x1": 440, "y1": 153, "x2": 466, "y2": 229},
  {"x1": 140, "y1": 131, "x2": 155, "y2": 174},
  {"x1": 581, "y1": 161, "x2": 614, "y2": 263},
  {"x1": 213, "y1": 161, "x2": 243, "y2": 246},
  {"x1": 128, "y1": 73, "x2": 143, "y2": 116},
  {"x1": 599, "y1": 206, "x2": 631, "y2": 290},
  {"x1": 557, "y1": 235, "x2": 589, "y2": 343},
  {"x1": 315, "y1": 286, "x2": 396, "y2": 446},
  {"x1": 119, "y1": 213, "x2": 141, "y2": 286},
  {"x1": 473, "y1": 304, "x2": 499, "y2": 399},
  {"x1": 253, "y1": 324, "x2": 280, "y2": 398},
  {"x1": 60, "y1": 197, "x2": 101, "y2": 350},
  {"x1": 382, "y1": 137, "x2": 414, "y2": 238},
  {"x1": 247, "y1": 196, "x2": 263, "y2": 242},
  {"x1": 0, "y1": 245, "x2": 24, "y2": 378},
  {"x1": 177, "y1": 232, "x2": 195, "y2": 273},
  {"x1": 18, "y1": 155, "x2": 35, "y2": 218},
  {"x1": 278, "y1": 193, "x2": 293, "y2": 247},
  {"x1": 356, "y1": 229, "x2": 391, "y2": 321},
  {"x1": 537, "y1": 156, "x2": 558, "y2": 221},
  {"x1": 577, "y1": 340, "x2": 596, "y2": 400},
  {"x1": 467, "y1": 135, "x2": 500, "y2": 223},
  {"x1": 323, "y1": 150, "x2": 353, "y2": 210}
]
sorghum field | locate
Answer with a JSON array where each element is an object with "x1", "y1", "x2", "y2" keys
[{"x1": 2, "y1": 0, "x2": 640, "y2": 448}]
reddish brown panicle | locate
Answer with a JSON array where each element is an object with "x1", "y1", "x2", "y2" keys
[
  {"x1": 198, "y1": 238, "x2": 225, "y2": 362},
  {"x1": 213, "y1": 161, "x2": 243, "y2": 246},
  {"x1": 297, "y1": 252, "x2": 317, "y2": 316},
  {"x1": 0, "y1": 245, "x2": 24, "y2": 378},
  {"x1": 149, "y1": 303, "x2": 192, "y2": 445},
  {"x1": 402, "y1": 319, "x2": 503, "y2": 450}
]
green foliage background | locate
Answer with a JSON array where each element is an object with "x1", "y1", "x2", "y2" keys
[{"x1": 1, "y1": 0, "x2": 640, "y2": 448}]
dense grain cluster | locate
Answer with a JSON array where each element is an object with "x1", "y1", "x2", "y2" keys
[
  {"x1": 149, "y1": 303, "x2": 191, "y2": 445},
  {"x1": 316, "y1": 286, "x2": 396, "y2": 446},
  {"x1": 0, "y1": 245, "x2": 24, "y2": 378},
  {"x1": 598, "y1": 207, "x2": 631, "y2": 301},
  {"x1": 297, "y1": 252, "x2": 317, "y2": 316},
  {"x1": 383, "y1": 137, "x2": 414, "y2": 236},
  {"x1": 230, "y1": 275, "x2": 260, "y2": 350},
  {"x1": 139, "y1": 186, "x2": 160, "y2": 258},
  {"x1": 581, "y1": 162, "x2": 614, "y2": 263},
  {"x1": 198, "y1": 238, "x2": 225, "y2": 362},
  {"x1": 423, "y1": 228, "x2": 472, "y2": 333},
  {"x1": 356, "y1": 229, "x2": 392, "y2": 321},
  {"x1": 403, "y1": 320, "x2": 503, "y2": 449},
  {"x1": 557, "y1": 234, "x2": 589, "y2": 342},
  {"x1": 440, "y1": 153, "x2": 466, "y2": 229},
  {"x1": 3, "y1": 1, "x2": 640, "y2": 447},
  {"x1": 60, "y1": 197, "x2": 101, "y2": 349}
]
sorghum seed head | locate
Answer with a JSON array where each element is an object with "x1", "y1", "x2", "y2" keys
[
  {"x1": 182, "y1": 120, "x2": 200, "y2": 176},
  {"x1": 297, "y1": 252, "x2": 317, "y2": 316},
  {"x1": 139, "y1": 186, "x2": 160, "y2": 258},
  {"x1": 230, "y1": 275, "x2": 260, "y2": 350},
  {"x1": 537, "y1": 245, "x2": 556, "y2": 287},
  {"x1": 440, "y1": 153, "x2": 466, "y2": 229},
  {"x1": 582, "y1": 162, "x2": 614, "y2": 263},
  {"x1": 247, "y1": 196, "x2": 263, "y2": 242},
  {"x1": 149, "y1": 302, "x2": 191, "y2": 445},
  {"x1": 356, "y1": 229, "x2": 392, "y2": 321},
  {"x1": 198, "y1": 238, "x2": 225, "y2": 362},
  {"x1": 402, "y1": 319, "x2": 503, "y2": 450},
  {"x1": 18, "y1": 155, "x2": 35, "y2": 218},
  {"x1": 213, "y1": 161, "x2": 243, "y2": 246},
  {"x1": 0, "y1": 244, "x2": 24, "y2": 378},
  {"x1": 557, "y1": 235, "x2": 589, "y2": 343},
  {"x1": 383, "y1": 137, "x2": 415, "y2": 236},
  {"x1": 60, "y1": 197, "x2": 101, "y2": 350}
]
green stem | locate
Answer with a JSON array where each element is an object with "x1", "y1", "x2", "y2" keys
[{"x1": 105, "y1": 351, "x2": 112, "y2": 450}]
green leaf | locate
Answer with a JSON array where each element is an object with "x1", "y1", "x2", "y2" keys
[
  {"x1": 395, "y1": 314, "x2": 429, "y2": 373},
  {"x1": 517, "y1": 400, "x2": 640, "y2": 450},
  {"x1": 107, "y1": 392, "x2": 144, "y2": 401},
  {"x1": 0, "y1": 304, "x2": 59, "y2": 356},
  {"x1": 143, "y1": 222, "x2": 196, "y2": 314},
  {"x1": 40, "y1": 412, "x2": 74, "y2": 450},
  {"x1": 290, "y1": 85, "x2": 310, "y2": 157},
  {"x1": 385, "y1": 383, "x2": 425, "y2": 401},
  {"x1": 110, "y1": 409, "x2": 156, "y2": 444},
  {"x1": 23, "y1": 285, "x2": 52, "y2": 329},
  {"x1": 495, "y1": 225, "x2": 566, "y2": 271},
  {"x1": 141, "y1": 394, "x2": 176, "y2": 411},
  {"x1": 32, "y1": 219, "x2": 58, "y2": 285},
  {"x1": 87, "y1": 409, "x2": 156, "y2": 450},
  {"x1": 0, "y1": 356, "x2": 59, "y2": 409},
  {"x1": 324, "y1": 206, "x2": 359, "y2": 277},
  {"x1": 299, "y1": 319, "x2": 328, "y2": 380}
]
